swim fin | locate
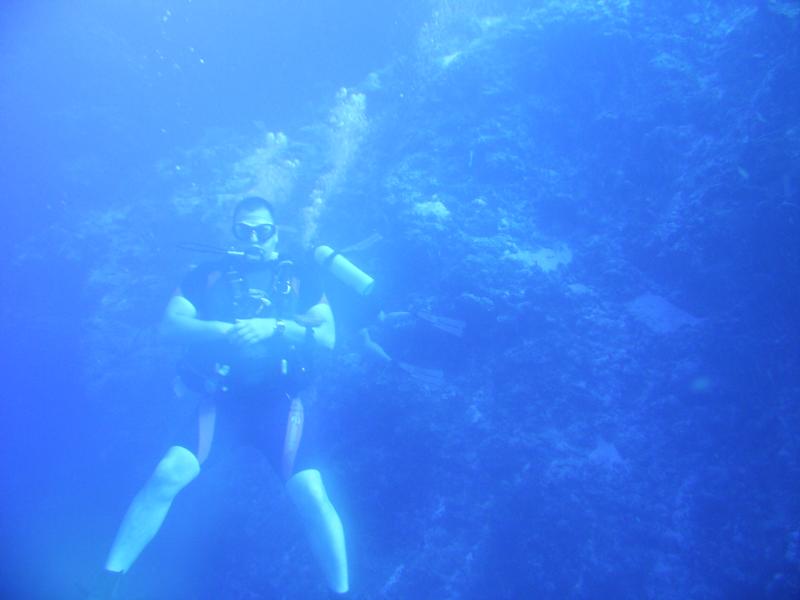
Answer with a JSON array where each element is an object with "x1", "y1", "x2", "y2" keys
[
  {"x1": 415, "y1": 311, "x2": 465, "y2": 337},
  {"x1": 380, "y1": 310, "x2": 414, "y2": 325},
  {"x1": 396, "y1": 361, "x2": 445, "y2": 387}
]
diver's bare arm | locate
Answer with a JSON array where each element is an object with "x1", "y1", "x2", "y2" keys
[
  {"x1": 160, "y1": 295, "x2": 233, "y2": 343},
  {"x1": 284, "y1": 302, "x2": 335, "y2": 350}
]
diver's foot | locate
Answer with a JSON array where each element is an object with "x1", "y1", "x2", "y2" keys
[{"x1": 82, "y1": 569, "x2": 123, "y2": 600}]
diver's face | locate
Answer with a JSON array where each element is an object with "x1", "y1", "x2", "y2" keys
[{"x1": 233, "y1": 207, "x2": 278, "y2": 259}]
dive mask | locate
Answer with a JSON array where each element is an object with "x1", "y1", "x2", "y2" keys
[{"x1": 233, "y1": 222, "x2": 277, "y2": 243}]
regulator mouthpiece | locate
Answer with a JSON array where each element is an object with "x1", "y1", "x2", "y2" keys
[
  {"x1": 178, "y1": 242, "x2": 268, "y2": 263},
  {"x1": 222, "y1": 245, "x2": 269, "y2": 263},
  {"x1": 314, "y1": 245, "x2": 375, "y2": 296}
]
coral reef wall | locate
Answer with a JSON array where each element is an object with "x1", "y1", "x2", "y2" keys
[{"x1": 310, "y1": 3, "x2": 800, "y2": 599}]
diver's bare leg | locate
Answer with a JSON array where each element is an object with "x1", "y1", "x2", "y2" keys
[
  {"x1": 104, "y1": 446, "x2": 200, "y2": 573},
  {"x1": 286, "y1": 469, "x2": 349, "y2": 594},
  {"x1": 105, "y1": 394, "x2": 215, "y2": 575}
]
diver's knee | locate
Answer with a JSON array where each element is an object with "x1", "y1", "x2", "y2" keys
[
  {"x1": 151, "y1": 446, "x2": 200, "y2": 496},
  {"x1": 286, "y1": 469, "x2": 328, "y2": 509}
]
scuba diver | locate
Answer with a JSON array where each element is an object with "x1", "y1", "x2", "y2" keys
[{"x1": 90, "y1": 196, "x2": 348, "y2": 598}]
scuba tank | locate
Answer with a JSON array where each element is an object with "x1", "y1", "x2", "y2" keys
[{"x1": 314, "y1": 245, "x2": 375, "y2": 296}]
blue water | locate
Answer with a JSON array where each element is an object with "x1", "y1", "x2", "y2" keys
[{"x1": 1, "y1": 1, "x2": 798, "y2": 598}]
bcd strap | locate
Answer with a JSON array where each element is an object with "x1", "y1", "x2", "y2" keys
[{"x1": 226, "y1": 259, "x2": 298, "y2": 319}]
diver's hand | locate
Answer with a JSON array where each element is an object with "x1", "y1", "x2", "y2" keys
[{"x1": 229, "y1": 318, "x2": 277, "y2": 345}]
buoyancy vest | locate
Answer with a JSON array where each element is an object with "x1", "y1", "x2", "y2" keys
[{"x1": 177, "y1": 254, "x2": 322, "y2": 395}]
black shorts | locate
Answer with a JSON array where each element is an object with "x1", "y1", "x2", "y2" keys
[{"x1": 173, "y1": 381, "x2": 320, "y2": 479}]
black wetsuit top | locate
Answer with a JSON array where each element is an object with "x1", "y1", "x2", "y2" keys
[{"x1": 177, "y1": 253, "x2": 324, "y2": 395}]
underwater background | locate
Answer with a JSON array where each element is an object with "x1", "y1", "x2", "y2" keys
[{"x1": 1, "y1": 1, "x2": 799, "y2": 598}]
